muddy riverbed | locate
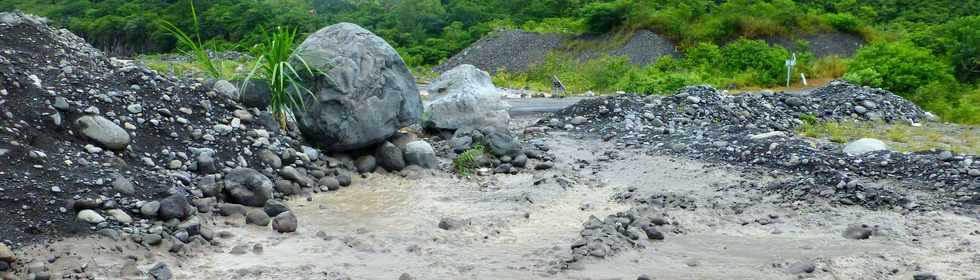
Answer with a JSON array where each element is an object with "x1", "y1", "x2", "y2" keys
[{"x1": 11, "y1": 115, "x2": 980, "y2": 279}]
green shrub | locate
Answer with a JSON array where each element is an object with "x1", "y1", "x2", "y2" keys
[
  {"x1": 720, "y1": 39, "x2": 790, "y2": 86},
  {"x1": 453, "y1": 144, "x2": 486, "y2": 175},
  {"x1": 244, "y1": 26, "x2": 317, "y2": 129},
  {"x1": 846, "y1": 42, "x2": 956, "y2": 97},
  {"x1": 684, "y1": 42, "x2": 722, "y2": 69},
  {"x1": 821, "y1": 13, "x2": 862, "y2": 32},
  {"x1": 580, "y1": 1, "x2": 627, "y2": 34},
  {"x1": 912, "y1": 15, "x2": 980, "y2": 83}
]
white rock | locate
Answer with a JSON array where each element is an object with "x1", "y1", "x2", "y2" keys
[
  {"x1": 843, "y1": 138, "x2": 888, "y2": 156},
  {"x1": 106, "y1": 209, "x2": 132, "y2": 224},
  {"x1": 77, "y1": 210, "x2": 105, "y2": 224}
]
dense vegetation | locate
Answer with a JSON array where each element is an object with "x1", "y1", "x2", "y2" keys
[{"x1": 2, "y1": 0, "x2": 978, "y2": 124}]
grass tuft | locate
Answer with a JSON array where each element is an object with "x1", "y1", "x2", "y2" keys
[
  {"x1": 244, "y1": 26, "x2": 319, "y2": 130},
  {"x1": 157, "y1": 0, "x2": 224, "y2": 79},
  {"x1": 453, "y1": 144, "x2": 486, "y2": 175}
]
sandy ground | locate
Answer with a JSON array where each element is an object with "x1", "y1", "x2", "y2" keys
[{"x1": 9, "y1": 127, "x2": 980, "y2": 280}]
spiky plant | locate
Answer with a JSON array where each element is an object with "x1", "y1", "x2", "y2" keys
[
  {"x1": 158, "y1": 0, "x2": 223, "y2": 79},
  {"x1": 453, "y1": 144, "x2": 487, "y2": 175},
  {"x1": 244, "y1": 26, "x2": 318, "y2": 129}
]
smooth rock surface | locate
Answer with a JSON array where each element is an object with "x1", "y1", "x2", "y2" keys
[
  {"x1": 76, "y1": 115, "x2": 130, "y2": 150},
  {"x1": 292, "y1": 23, "x2": 423, "y2": 151},
  {"x1": 424, "y1": 64, "x2": 510, "y2": 131}
]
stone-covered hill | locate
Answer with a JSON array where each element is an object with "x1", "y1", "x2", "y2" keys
[{"x1": 435, "y1": 29, "x2": 864, "y2": 74}]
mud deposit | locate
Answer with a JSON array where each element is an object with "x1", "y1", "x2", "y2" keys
[{"x1": 12, "y1": 124, "x2": 980, "y2": 279}]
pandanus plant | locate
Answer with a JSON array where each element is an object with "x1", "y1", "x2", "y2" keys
[{"x1": 243, "y1": 26, "x2": 319, "y2": 130}]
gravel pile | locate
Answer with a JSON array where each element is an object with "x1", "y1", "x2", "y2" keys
[
  {"x1": 434, "y1": 30, "x2": 566, "y2": 73},
  {"x1": 436, "y1": 29, "x2": 679, "y2": 73},
  {"x1": 0, "y1": 12, "x2": 362, "y2": 253},
  {"x1": 578, "y1": 30, "x2": 680, "y2": 65},
  {"x1": 546, "y1": 81, "x2": 979, "y2": 211}
]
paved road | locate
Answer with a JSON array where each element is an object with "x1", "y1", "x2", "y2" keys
[
  {"x1": 504, "y1": 97, "x2": 589, "y2": 116},
  {"x1": 422, "y1": 97, "x2": 590, "y2": 117}
]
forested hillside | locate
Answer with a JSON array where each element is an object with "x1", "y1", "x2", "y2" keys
[{"x1": 1, "y1": 0, "x2": 978, "y2": 123}]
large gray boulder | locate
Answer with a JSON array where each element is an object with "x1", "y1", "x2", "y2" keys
[
  {"x1": 404, "y1": 141, "x2": 438, "y2": 169},
  {"x1": 223, "y1": 168, "x2": 275, "y2": 207},
  {"x1": 76, "y1": 115, "x2": 130, "y2": 150},
  {"x1": 292, "y1": 23, "x2": 423, "y2": 151},
  {"x1": 423, "y1": 64, "x2": 510, "y2": 131}
]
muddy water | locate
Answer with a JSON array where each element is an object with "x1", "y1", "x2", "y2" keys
[{"x1": 11, "y1": 133, "x2": 980, "y2": 279}]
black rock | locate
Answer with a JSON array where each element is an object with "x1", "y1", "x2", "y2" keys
[
  {"x1": 376, "y1": 141, "x2": 406, "y2": 171},
  {"x1": 263, "y1": 200, "x2": 290, "y2": 218},
  {"x1": 355, "y1": 155, "x2": 377, "y2": 173},
  {"x1": 217, "y1": 203, "x2": 247, "y2": 216},
  {"x1": 534, "y1": 162, "x2": 554, "y2": 170},
  {"x1": 337, "y1": 174, "x2": 352, "y2": 187},
  {"x1": 0, "y1": 261, "x2": 8, "y2": 271},
  {"x1": 157, "y1": 194, "x2": 191, "y2": 220},
  {"x1": 641, "y1": 225, "x2": 665, "y2": 240},
  {"x1": 787, "y1": 261, "x2": 816, "y2": 274},
  {"x1": 913, "y1": 272, "x2": 939, "y2": 280},
  {"x1": 223, "y1": 168, "x2": 275, "y2": 207},
  {"x1": 246, "y1": 208, "x2": 271, "y2": 226},
  {"x1": 842, "y1": 224, "x2": 873, "y2": 240}
]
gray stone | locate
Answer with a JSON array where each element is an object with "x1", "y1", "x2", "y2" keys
[
  {"x1": 404, "y1": 141, "x2": 438, "y2": 169},
  {"x1": 263, "y1": 200, "x2": 290, "y2": 217},
  {"x1": 483, "y1": 128, "x2": 522, "y2": 157},
  {"x1": 337, "y1": 174, "x2": 352, "y2": 187},
  {"x1": 53, "y1": 97, "x2": 69, "y2": 111},
  {"x1": 77, "y1": 209, "x2": 105, "y2": 224},
  {"x1": 223, "y1": 168, "x2": 275, "y2": 207},
  {"x1": 293, "y1": 23, "x2": 423, "y2": 151},
  {"x1": 570, "y1": 116, "x2": 587, "y2": 125},
  {"x1": 274, "y1": 179, "x2": 303, "y2": 196},
  {"x1": 105, "y1": 209, "x2": 132, "y2": 224},
  {"x1": 111, "y1": 174, "x2": 135, "y2": 195},
  {"x1": 843, "y1": 224, "x2": 874, "y2": 240},
  {"x1": 217, "y1": 203, "x2": 247, "y2": 216},
  {"x1": 843, "y1": 138, "x2": 888, "y2": 156},
  {"x1": 258, "y1": 149, "x2": 282, "y2": 168},
  {"x1": 140, "y1": 201, "x2": 160, "y2": 217},
  {"x1": 279, "y1": 166, "x2": 314, "y2": 188},
  {"x1": 76, "y1": 115, "x2": 130, "y2": 150},
  {"x1": 319, "y1": 177, "x2": 340, "y2": 191},
  {"x1": 450, "y1": 135, "x2": 473, "y2": 154},
  {"x1": 272, "y1": 211, "x2": 298, "y2": 233},
  {"x1": 235, "y1": 79, "x2": 272, "y2": 109},
  {"x1": 423, "y1": 64, "x2": 510, "y2": 131},
  {"x1": 376, "y1": 141, "x2": 406, "y2": 171},
  {"x1": 149, "y1": 263, "x2": 172, "y2": 280},
  {"x1": 158, "y1": 194, "x2": 191, "y2": 220},
  {"x1": 355, "y1": 155, "x2": 377, "y2": 173},
  {"x1": 246, "y1": 209, "x2": 271, "y2": 226},
  {"x1": 213, "y1": 80, "x2": 239, "y2": 101},
  {"x1": 787, "y1": 261, "x2": 816, "y2": 274}
]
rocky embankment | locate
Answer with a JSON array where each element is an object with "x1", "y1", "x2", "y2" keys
[
  {"x1": 543, "y1": 81, "x2": 979, "y2": 264},
  {"x1": 0, "y1": 13, "x2": 552, "y2": 280}
]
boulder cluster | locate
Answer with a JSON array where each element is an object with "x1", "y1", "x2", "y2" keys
[{"x1": 0, "y1": 12, "x2": 448, "y2": 278}]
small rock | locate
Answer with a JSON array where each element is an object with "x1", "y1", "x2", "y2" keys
[
  {"x1": 843, "y1": 224, "x2": 874, "y2": 240},
  {"x1": 0, "y1": 243, "x2": 15, "y2": 263},
  {"x1": 787, "y1": 261, "x2": 816, "y2": 274},
  {"x1": 570, "y1": 116, "x2": 587, "y2": 125},
  {"x1": 272, "y1": 211, "x2": 298, "y2": 233},
  {"x1": 158, "y1": 194, "x2": 191, "y2": 220},
  {"x1": 913, "y1": 272, "x2": 940, "y2": 280},
  {"x1": 77, "y1": 209, "x2": 105, "y2": 224},
  {"x1": 337, "y1": 174, "x2": 352, "y2": 187},
  {"x1": 376, "y1": 141, "x2": 406, "y2": 171},
  {"x1": 76, "y1": 115, "x2": 130, "y2": 150},
  {"x1": 140, "y1": 201, "x2": 161, "y2": 217},
  {"x1": 246, "y1": 209, "x2": 271, "y2": 226},
  {"x1": 355, "y1": 155, "x2": 377, "y2": 173},
  {"x1": 843, "y1": 138, "x2": 888, "y2": 156},
  {"x1": 534, "y1": 162, "x2": 554, "y2": 170},
  {"x1": 404, "y1": 141, "x2": 438, "y2": 169},
  {"x1": 149, "y1": 263, "x2": 172, "y2": 280},
  {"x1": 111, "y1": 174, "x2": 136, "y2": 195},
  {"x1": 319, "y1": 177, "x2": 340, "y2": 191},
  {"x1": 105, "y1": 209, "x2": 132, "y2": 224}
]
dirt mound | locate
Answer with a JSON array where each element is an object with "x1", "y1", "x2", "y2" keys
[
  {"x1": 545, "y1": 81, "x2": 978, "y2": 211},
  {"x1": 0, "y1": 12, "x2": 344, "y2": 247},
  {"x1": 434, "y1": 30, "x2": 566, "y2": 73}
]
